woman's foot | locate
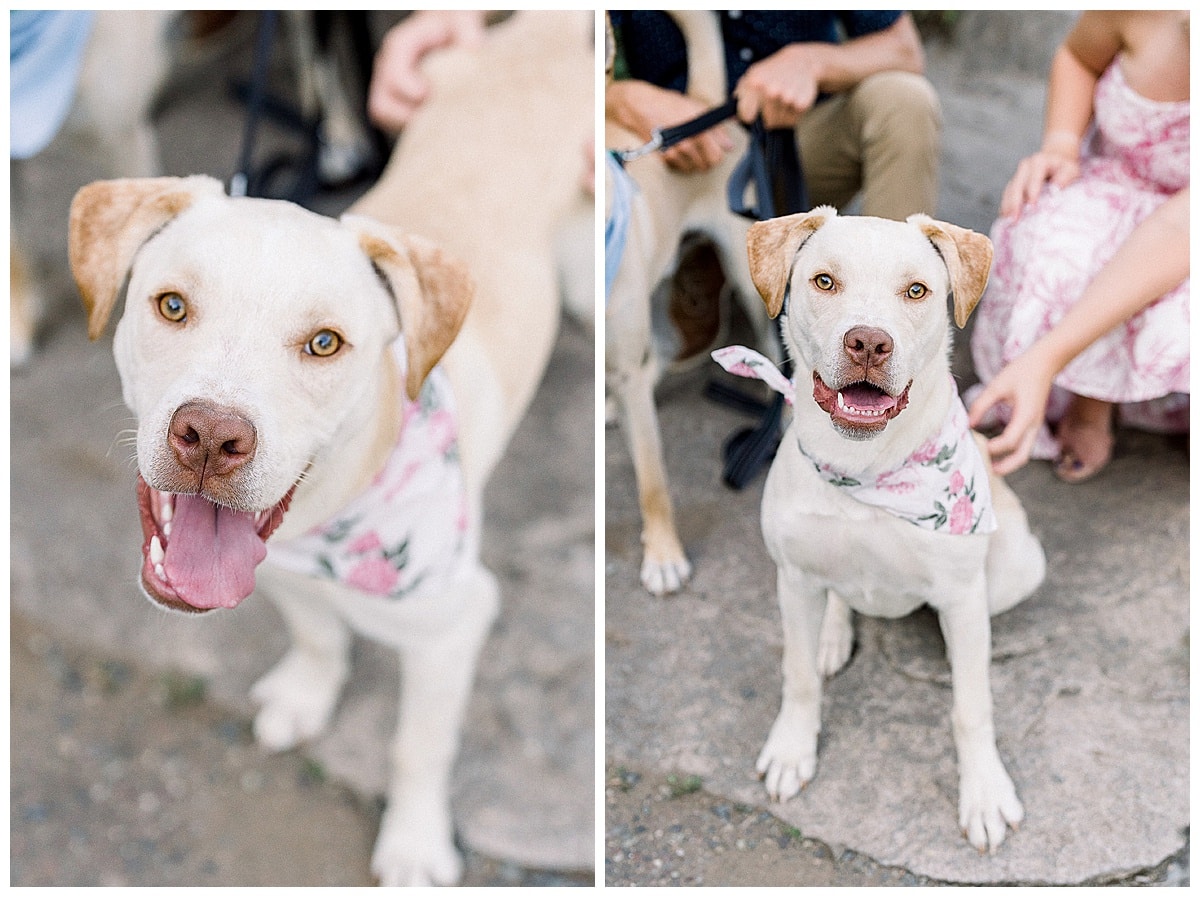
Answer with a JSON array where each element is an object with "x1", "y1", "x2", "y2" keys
[{"x1": 1054, "y1": 395, "x2": 1115, "y2": 483}]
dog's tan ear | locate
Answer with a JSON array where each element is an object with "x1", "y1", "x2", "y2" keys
[
  {"x1": 69, "y1": 176, "x2": 225, "y2": 339},
  {"x1": 746, "y1": 206, "x2": 836, "y2": 318},
  {"x1": 911, "y1": 215, "x2": 994, "y2": 328},
  {"x1": 344, "y1": 216, "x2": 474, "y2": 401}
]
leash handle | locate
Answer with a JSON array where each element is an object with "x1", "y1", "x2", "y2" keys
[{"x1": 727, "y1": 117, "x2": 808, "y2": 221}]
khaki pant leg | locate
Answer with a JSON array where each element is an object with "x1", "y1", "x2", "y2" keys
[{"x1": 796, "y1": 70, "x2": 942, "y2": 220}]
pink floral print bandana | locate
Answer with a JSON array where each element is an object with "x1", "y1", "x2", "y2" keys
[
  {"x1": 267, "y1": 342, "x2": 469, "y2": 598},
  {"x1": 712, "y1": 345, "x2": 997, "y2": 535}
]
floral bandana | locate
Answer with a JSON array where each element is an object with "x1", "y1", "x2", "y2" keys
[
  {"x1": 267, "y1": 342, "x2": 469, "y2": 599},
  {"x1": 712, "y1": 345, "x2": 997, "y2": 535}
]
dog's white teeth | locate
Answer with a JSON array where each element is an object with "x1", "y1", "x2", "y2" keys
[
  {"x1": 149, "y1": 535, "x2": 165, "y2": 565},
  {"x1": 160, "y1": 495, "x2": 173, "y2": 523},
  {"x1": 837, "y1": 391, "x2": 884, "y2": 417},
  {"x1": 154, "y1": 563, "x2": 166, "y2": 581},
  {"x1": 163, "y1": 521, "x2": 172, "y2": 538}
]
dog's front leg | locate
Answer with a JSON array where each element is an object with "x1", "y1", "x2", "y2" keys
[
  {"x1": 757, "y1": 567, "x2": 827, "y2": 800},
  {"x1": 616, "y1": 357, "x2": 691, "y2": 595},
  {"x1": 252, "y1": 573, "x2": 352, "y2": 751},
  {"x1": 936, "y1": 583, "x2": 1024, "y2": 852},
  {"x1": 817, "y1": 590, "x2": 855, "y2": 678},
  {"x1": 371, "y1": 568, "x2": 499, "y2": 887}
]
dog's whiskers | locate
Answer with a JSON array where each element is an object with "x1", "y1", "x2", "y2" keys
[{"x1": 107, "y1": 428, "x2": 141, "y2": 468}]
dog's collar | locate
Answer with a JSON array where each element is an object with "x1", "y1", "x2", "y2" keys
[{"x1": 712, "y1": 345, "x2": 998, "y2": 535}]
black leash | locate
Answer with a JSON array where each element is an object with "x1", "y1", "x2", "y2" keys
[
  {"x1": 613, "y1": 98, "x2": 739, "y2": 165},
  {"x1": 230, "y1": 10, "x2": 278, "y2": 197},
  {"x1": 727, "y1": 118, "x2": 809, "y2": 222}
]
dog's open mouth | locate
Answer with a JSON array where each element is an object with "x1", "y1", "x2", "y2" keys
[
  {"x1": 812, "y1": 373, "x2": 910, "y2": 435},
  {"x1": 136, "y1": 475, "x2": 294, "y2": 614}
]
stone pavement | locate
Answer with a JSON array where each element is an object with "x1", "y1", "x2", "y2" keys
[
  {"x1": 11, "y1": 13, "x2": 592, "y2": 886},
  {"x1": 605, "y1": 11, "x2": 1189, "y2": 886}
]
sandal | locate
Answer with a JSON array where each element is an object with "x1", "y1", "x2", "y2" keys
[{"x1": 1053, "y1": 447, "x2": 1113, "y2": 483}]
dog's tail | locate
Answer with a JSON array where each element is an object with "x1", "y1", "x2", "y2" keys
[{"x1": 665, "y1": 11, "x2": 728, "y2": 107}]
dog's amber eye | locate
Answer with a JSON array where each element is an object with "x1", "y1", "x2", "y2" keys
[
  {"x1": 305, "y1": 329, "x2": 342, "y2": 357},
  {"x1": 906, "y1": 283, "x2": 928, "y2": 300},
  {"x1": 813, "y1": 273, "x2": 835, "y2": 292},
  {"x1": 157, "y1": 292, "x2": 187, "y2": 323}
]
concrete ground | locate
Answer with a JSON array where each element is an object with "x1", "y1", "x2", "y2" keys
[
  {"x1": 11, "y1": 13, "x2": 593, "y2": 887},
  {"x1": 605, "y1": 11, "x2": 1189, "y2": 887}
]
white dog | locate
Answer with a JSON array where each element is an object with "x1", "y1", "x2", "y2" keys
[
  {"x1": 722, "y1": 207, "x2": 1045, "y2": 852},
  {"x1": 67, "y1": 10, "x2": 592, "y2": 886}
]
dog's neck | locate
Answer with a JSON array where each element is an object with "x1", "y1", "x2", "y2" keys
[
  {"x1": 274, "y1": 349, "x2": 405, "y2": 539},
  {"x1": 793, "y1": 378, "x2": 998, "y2": 535}
]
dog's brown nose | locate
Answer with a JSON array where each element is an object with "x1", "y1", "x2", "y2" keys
[
  {"x1": 169, "y1": 401, "x2": 257, "y2": 481},
  {"x1": 843, "y1": 326, "x2": 894, "y2": 369}
]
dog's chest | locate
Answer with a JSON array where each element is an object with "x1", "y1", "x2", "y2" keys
[
  {"x1": 267, "y1": 365, "x2": 468, "y2": 600},
  {"x1": 762, "y1": 435, "x2": 988, "y2": 618}
]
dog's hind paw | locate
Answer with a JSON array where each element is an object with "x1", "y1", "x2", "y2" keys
[{"x1": 250, "y1": 650, "x2": 346, "y2": 751}]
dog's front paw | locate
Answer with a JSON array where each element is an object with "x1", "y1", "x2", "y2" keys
[
  {"x1": 640, "y1": 548, "x2": 692, "y2": 596},
  {"x1": 958, "y1": 756, "x2": 1024, "y2": 853},
  {"x1": 755, "y1": 706, "x2": 819, "y2": 801},
  {"x1": 250, "y1": 650, "x2": 347, "y2": 751},
  {"x1": 371, "y1": 803, "x2": 463, "y2": 887}
]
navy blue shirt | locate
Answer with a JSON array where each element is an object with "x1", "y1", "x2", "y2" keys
[{"x1": 610, "y1": 11, "x2": 904, "y2": 97}]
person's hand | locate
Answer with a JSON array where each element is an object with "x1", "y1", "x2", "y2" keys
[
  {"x1": 968, "y1": 351, "x2": 1057, "y2": 475},
  {"x1": 367, "y1": 11, "x2": 486, "y2": 134},
  {"x1": 607, "y1": 79, "x2": 734, "y2": 174},
  {"x1": 998, "y1": 132, "x2": 1082, "y2": 218},
  {"x1": 735, "y1": 44, "x2": 821, "y2": 129}
]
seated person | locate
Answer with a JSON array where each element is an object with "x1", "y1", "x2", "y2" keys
[
  {"x1": 968, "y1": 10, "x2": 1189, "y2": 482},
  {"x1": 606, "y1": 11, "x2": 941, "y2": 220}
]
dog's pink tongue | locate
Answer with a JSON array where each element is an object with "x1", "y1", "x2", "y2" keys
[
  {"x1": 163, "y1": 494, "x2": 266, "y2": 610},
  {"x1": 839, "y1": 383, "x2": 897, "y2": 411}
]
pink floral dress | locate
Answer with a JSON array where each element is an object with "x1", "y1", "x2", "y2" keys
[
  {"x1": 267, "y1": 342, "x2": 469, "y2": 600},
  {"x1": 970, "y1": 57, "x2": 1190, "y2": 455}
]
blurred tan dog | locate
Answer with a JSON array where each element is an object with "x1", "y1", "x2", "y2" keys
[
  {"x1": 605, "y1": 11, "x2": 773, "y2": 595},
  {"x1": 68, "y1": 11, "x2": 592, "y2": 886},
  {"x1": 12, "y1": 10, "x2": 172, "y2": 369},
  {"x1": 746, "y1": 208, "x2": 1044, "y2": 852}
]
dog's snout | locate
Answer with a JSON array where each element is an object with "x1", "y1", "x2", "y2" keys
[
  {"x1": 843, "y1": 326, "x2": 894, "y2": 369},
  {"x1": 169, "y1": 401, "x2": 257, "y2": 480}
]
